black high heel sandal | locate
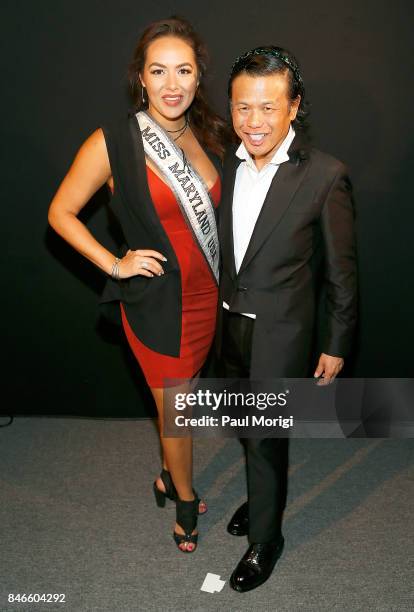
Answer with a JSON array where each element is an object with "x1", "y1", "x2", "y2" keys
[
  {"x1": 153, "y1": 469, "x2": 208, "y2": 514},
  {"x1": 173, "y1": 495, "x2": 199, "y2": 553},
  {"x1": 153, "y1": 469, "x2": 177, "y2": 507}
]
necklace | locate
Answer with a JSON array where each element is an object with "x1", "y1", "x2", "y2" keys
[
  {"x1": 167, "y1": 116, "x2": 189, "y2": 141},
  {"x1": 145, "y1": 110, "x2": 189, "y2": 141},
  {"x1": 165, "y1": 117, "x2": 188, "y2": 133}
]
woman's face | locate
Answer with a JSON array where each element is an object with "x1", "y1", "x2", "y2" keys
[{"x1": 140, "y1": 36, "x2": 199, "y2": 124}]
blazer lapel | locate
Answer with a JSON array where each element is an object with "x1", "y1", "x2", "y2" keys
[
  {"x1": 125, "y1": 114, "x2": 168, "y2": 236},
  {"x1": 205, "y1": 149, "x2": 223, "y2": 179},
  {"x1": 237, "y1": 134, "x2": 311, "y2": 274},
  {"x1": 220, "y1": 147, "x2": 242, "y2": 280}
]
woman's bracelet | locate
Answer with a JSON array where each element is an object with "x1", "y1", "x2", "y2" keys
[{"x1": 110, "y1": 256, "x2": 121, "y2": 280}]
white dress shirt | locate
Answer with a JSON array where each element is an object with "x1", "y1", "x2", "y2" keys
[{"x1": 223, "y1": 125, "x2": 296, "y2": 318}]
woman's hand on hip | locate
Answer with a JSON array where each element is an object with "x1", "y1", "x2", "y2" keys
[{"x1": 118, "y1": 249, "x2": 167, "y2": 278}]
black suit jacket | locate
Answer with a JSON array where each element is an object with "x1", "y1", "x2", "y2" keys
[
  {"x1": 98, "y1": 113, "x2": 222, "y2": 356},
  {"x1": 216, "y1": 132, "x2": 357, "y2": 378}
]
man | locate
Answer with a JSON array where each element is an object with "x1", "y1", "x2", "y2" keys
[{"x1": 216, "y1": 46, "x2": 357, "y2": 592}]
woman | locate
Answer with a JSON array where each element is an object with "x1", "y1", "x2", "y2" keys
[{"x1": 47, "y1": 17, "x2": 228, "y2": 553}]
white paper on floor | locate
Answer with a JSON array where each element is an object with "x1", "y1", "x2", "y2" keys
[{"x1": 200, "y1": 573, "x2": 226, "y2": 593}]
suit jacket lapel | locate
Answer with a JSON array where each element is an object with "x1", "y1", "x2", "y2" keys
[
  {"x1": 237, "y1": 133, "x2": 311, "y2": 274},
  {"x1": 220, "y1": 148, "x2": 242, "y2": 280}
]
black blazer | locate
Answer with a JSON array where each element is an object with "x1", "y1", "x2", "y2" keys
[
  {"x1": 98, "y1": 113, "x2": 222, "y2": 356},
  {"x1": 216, "y1": 132, "x2": 358, "y2": 378}
]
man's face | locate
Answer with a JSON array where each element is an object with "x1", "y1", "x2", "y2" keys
[{"x1": 230, "y1": 72, "x2": 300, "y2": 169}]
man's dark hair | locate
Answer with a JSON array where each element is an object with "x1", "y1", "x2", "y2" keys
[{"x1": 228, "y1": 46, "x2": 309, "y2": 132}]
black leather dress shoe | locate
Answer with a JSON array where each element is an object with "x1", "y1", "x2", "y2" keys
[
  {"x1": 230, "y1": 537, "x2": 285, "y2": 592},
  {"x1": 227, "y1": 501, "x2": 248, "y2": 536}
]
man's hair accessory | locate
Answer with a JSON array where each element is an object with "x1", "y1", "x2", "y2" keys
[{"x1": 230, "y1": 47, "x2": 303, "y2": 86}]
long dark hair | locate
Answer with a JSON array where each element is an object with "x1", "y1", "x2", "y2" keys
[
  {"x1": 228, "y1": 46, "x2": 309, "y2": 132},
  {"x1": 128, "y1": 16, "x2": 229, "y2": 159}
]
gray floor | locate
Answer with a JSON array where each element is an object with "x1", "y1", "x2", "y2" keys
[{"x1": 0, "y1": 417, "x2": 413, "y2": 612}]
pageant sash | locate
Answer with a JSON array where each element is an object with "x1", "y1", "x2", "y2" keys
[{"x1": 136, "y1": 110, "x2": 219, "y2": 284}]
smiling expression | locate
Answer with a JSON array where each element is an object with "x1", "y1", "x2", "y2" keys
[
  {"x1": 139, "y1": 36, "x2": 199, "y2": 126},
  {"x1": 231, "y1": 72, "x2": 300, "y2": 169}
]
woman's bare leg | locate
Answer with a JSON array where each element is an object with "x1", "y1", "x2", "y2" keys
[
  {"x1": 151, "y1": 386, "x2": 197, "y2": 551},
  {"x1": 153, "y1": 374, "x2": 207, "y2": 515}
]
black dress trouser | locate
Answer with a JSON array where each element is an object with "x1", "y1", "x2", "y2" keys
[{"x1": 219, "y1": 309, "x2": 289, "y2": 543}]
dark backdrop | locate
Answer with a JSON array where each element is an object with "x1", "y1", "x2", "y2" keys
[{"x1": 3, "y1": 0, "x2": 413, "y2": 417}]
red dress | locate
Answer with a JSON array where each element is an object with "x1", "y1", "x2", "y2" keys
[{"x1": 120, "y1": 165, "x2": 221, "y2": 388}]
